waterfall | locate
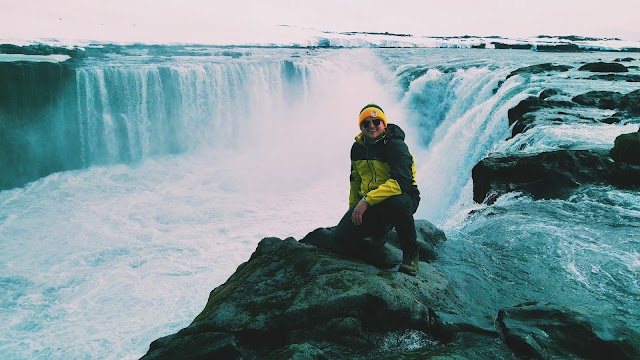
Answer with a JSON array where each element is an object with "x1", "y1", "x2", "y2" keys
[
  {"x1": 3, "y1": 47, "x2": 554, "y2": 225},
  {"x1": 401, "y1": 65, "x2": 538, "y2": 223},
  {"x1": 2, "y1": 48, "x2": 547, "y2": 223},
  {"x1": 2, "y1": 57, "x2": 334, "y2": 190}
]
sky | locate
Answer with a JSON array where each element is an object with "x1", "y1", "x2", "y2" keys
[{"x1": 1, "y1": 0, "x2": 639, "y2": 44}]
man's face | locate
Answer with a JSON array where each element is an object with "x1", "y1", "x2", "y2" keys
[{"x1": 361, "y1": 117, "x2": 386, "y2": 140}]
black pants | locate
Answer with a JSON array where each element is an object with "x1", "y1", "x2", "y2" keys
[{"x1": 334, "y1": 193, "x2": 419, "y2": 254}]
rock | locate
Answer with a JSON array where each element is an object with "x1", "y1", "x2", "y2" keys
[
  {"x1": 507, "y1": 96, "x2": 542, "y2": 136},
  {"x1": 588, "y1": 74, "x2": 640, "y2": 82},
  {"x1": 507, "y1": 93, "x2": 575, "y2": 137},
  {"x1": 572, "y1": 91, "x2": 623, "y2": 110},
  {"x1": 617, "y1": 89, "x2": 640, "y2": 115},
  {"x1": 497, "y1": 302, "x2": 639, "y2": 360},
  {"x1": 506, "y1": 63, "x2": 572, "y2": 79},
  {"x1": 536, "y1": 44, "x2": 584, "y2": 52},
  {"x1": 492, "y1": 42, "x2": 532, "y2": 50},
  {"x1": 610, "y1": 131, "x2": 640, "y2": 165},
  {"x1": 141, "y1": 232, "x2": 458, "y2": 359},
  {"x1": 614, "y1": 57, "x2": 635, "y2": 62},
  {"x1": 578, "y1": 62, "x2": 629, "y2": 72},
  {"x1": 471, "y1": 149, "x2": 640, "y2": 202},
  {"x1": 0, "y1": 43, "x2": 85, "y2": 58},
  {"x1": 601, "y1": 117, "x2": 622, "y2": 124},
  {"x1": 538, "y1": 88, "x2": 563, "y2": 100}
]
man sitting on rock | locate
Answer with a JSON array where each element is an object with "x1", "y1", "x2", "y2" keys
[{"x1": 334, "y1": 103, "x2": 421, "y2": 276}]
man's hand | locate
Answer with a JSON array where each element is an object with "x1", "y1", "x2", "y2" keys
[{"x1": 351, "y1": 198, "x2": 369, "y2": 225}]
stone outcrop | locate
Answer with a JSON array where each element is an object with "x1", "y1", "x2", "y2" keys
[
  {"x1": 571, "y1": 91, "x2": 623, "y2": 109},
  {"x1": 141, "y1": 221, "x2": 640, "y2": 359},
  {"x1": 507, "y1": 92, "x2": 574, "y2": 137},
  {"x1": 492, "y1": 42, "x2": 532, "y2": 50},
  {"x1": 588, "y1": 73, "x2": 640, "y2": 82},
  {"x1": 507, "y1": 88, "x2": 640, "y2": 139},
  {"x1": 497, "y1": 302, "x2": 639, "y2": 360},
  {"x1": 610, "y1": 131, "x2": 640, "y2": 165},
  {"x1": 578, "y1": 62, "x2": 628, "y2": 72},
  {"x1": 536, "y1": 44, "x2": 584, "y2": 52},
  {"x1": 506, "y1": 63, "x2": 572, "y2": 79},
  {"x1": 472, "y1": 150, "x2": 640, "y2": 203},
  {"x1": 617, "y1": 89, "x2": 640, "y2": 115},
  {"x1": 141, "y1": 221, "x2": 461, "y2": 359}
]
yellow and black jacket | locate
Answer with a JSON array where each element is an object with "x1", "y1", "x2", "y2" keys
[{"x1": 349, "y1": 124, "x2": 420, "y2": 208}]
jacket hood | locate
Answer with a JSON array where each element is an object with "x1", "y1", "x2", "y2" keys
[{"x1": 356, "y1": 123, "x2": 406, "y2": 144}]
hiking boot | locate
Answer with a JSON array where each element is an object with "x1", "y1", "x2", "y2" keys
[{"x1": 398, "y1": 250, "x2": 419, "y2": 276}]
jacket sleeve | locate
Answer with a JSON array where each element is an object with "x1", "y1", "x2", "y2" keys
[
  {"x1": 349, "y1": 161, "x2": 362, "y2": 208},
  {"x1": 363, "y1": 139, "x2": 415, "y2": 206}
]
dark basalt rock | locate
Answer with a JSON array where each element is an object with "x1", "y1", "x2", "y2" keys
[
  {"x1": 0, "y1": 43, "x2": 85, "y2": 58},
  {"x1": 601, "y1": 117, "x2": 622, "y2": 124},
  {"x1": 139, "y1": 221, "x2": 640, "y2": 359},
  {"x1": 536, "y1": 44, "x2": 584, "y2": 52},
  {"x1": 617, "y1": 89, "x2": 640, "y2": 115},
  {"x1": 610, "y1": 131, "x2": 640, "y2": 165},
  {"x1": 578, "y1": 62, "x2": 629, "y2": 72},
  {"x1": 492, "y1": 42, "x2": 532, "y2": 50},
  {"x1": 506, "y1": 63, "x2": 572, "y2": 79},
  {"x1": 508, "y1": 96, "x2": 542, "y2": 136},
  {"x1": 538, "y1": 88, "x2": 564, "y2": 100},
  {"x1": 472, "y1": 150, "x2": 640, "y2": 203},
  {"x1": 572, "y1": 91, "x2": 623, "y2": 110},
  {"x1": 507, "y1": 91, "x2": 575, "y2": 137},
  {"x1": 497, "y1": 302, "x2": 639, "y2": 360},
  {"x1": 588, "y1": 73, "x2": 640, "y2": 82},
  {"x1": 141, "y1": 222, "x2": 458, "y2": 359}
]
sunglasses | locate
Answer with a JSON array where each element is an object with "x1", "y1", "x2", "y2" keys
[{"x1": 362, "y1": 119, "x2": 382, "y2": 128}]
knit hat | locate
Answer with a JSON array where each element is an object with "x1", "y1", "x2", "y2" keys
[{"x1": 358, "y1": 103, "x2": 387, "y2": 128}]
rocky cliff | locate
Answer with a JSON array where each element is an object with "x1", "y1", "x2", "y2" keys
[{"x1": 141, "y1": 221, "x2": 638, "y2": 359}]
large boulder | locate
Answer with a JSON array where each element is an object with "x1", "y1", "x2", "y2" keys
[
  {"x1": 472, "y1": 150, "x2": 640, "y2": 202},
  {"x1": 536, "y1": 44, "x2": 584, "y2": 52},
  {"x1": 141, "y1": 222, "x2": 459, "y2": 359},
  {"x1": 139, "y1": 221, "x2": 640, "y2": 359},
  {"x1": 617, "y1": 89, "x2": 640, "y2": 115},
  {"x1": 497, "y1": 302, "x2": 639, "y2": 359},
  {"x1": 507, "y1": 91, "x2": 575, "y2": 137},
  {"x1": 578, "y1": 62, "x2": 629, "y2": 72},
  {"x1": 506, "y1": 63, "x2": 572, "y2": 80},
  {"x1": 572, "y1": 91, "x2": 623, "y2": 110},
  {"x1": 610, "y1": 131, "x2": 640, "y2": 165}
]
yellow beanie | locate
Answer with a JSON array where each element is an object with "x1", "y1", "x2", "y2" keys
[{"x1": 358, "y1": 103, "x2": 387, "y2": 128}]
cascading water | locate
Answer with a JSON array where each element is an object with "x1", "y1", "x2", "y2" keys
[{"x1": 1, "y1": 47, "x2": 638, "y2": 359}]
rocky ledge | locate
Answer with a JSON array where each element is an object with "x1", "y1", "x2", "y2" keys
[
  {"x1": 141, "y1": 221, "x2": 639, "y2": 359},
  {"x1": 472, "y1": 148, "x2": 640, "y2": 203},
  {"x1": 472, "y1": 60, "x2": 640, "y2": 203}
]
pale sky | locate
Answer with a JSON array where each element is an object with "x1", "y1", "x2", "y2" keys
[{"x1": 1, "y1": 0, "x2": 639, "y2": 43}]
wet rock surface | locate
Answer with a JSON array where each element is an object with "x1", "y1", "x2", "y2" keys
[
  {"x1": 497, "y1": 302, "x2": 640, "y2": 360},
  {"x1": 610, "y1": 131, "x2": 640, "y2": 165},
  {"x1": 472, "y1": 149, "x2": 640, "y2": 202},
  {"x1": 477, "y1": 62, "x2": 640, "y2": 203},
  {"x1": 578, "y1": 61, "x2": 629, "y2": 72},
  {"x1": 141, "y1": 221, "x2": 640, "y2": 359},
  {"x1": 142, "y1": 221, "x2": 460, "y2": 359}
]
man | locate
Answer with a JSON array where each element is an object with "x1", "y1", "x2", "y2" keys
[{"x1": 334, "y1": 103, "x2": 421, "y2": 276}]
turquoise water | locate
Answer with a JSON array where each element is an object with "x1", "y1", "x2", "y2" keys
[{"x1": 1, "y1": 47, "x2": 639, "y2": 359}]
